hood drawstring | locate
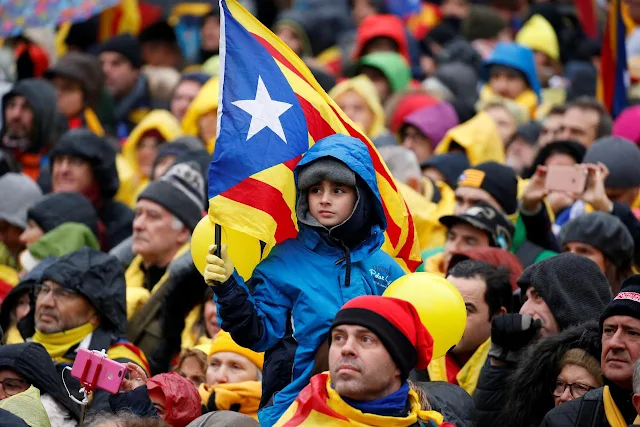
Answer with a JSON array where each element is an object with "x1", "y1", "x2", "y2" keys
[{"x1": 334, "y1": 240, "x2": 352, "y2": 288}]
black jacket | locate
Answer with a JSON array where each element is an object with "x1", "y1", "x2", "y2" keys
[
  {"x1": 0, "y1": 409, "x2": 29, "y2": 427},
  {"x1": 419, "y1": 381, "x2": 477, "y2": 427},
  {"x1": 45, "y1": 129, "x2": 134, "y2": 249},
  {"x1": 474, "y1": 363, "x2": 514, "y2": 427},
  {"x1": 540, "y1": 383, "x2": 637, "y2": 427},
  {"x1": 502, "y1": 322, "x2": 602, "y2": 427},
  {"x1": 0, "y1": 342, "x2": 80, "y2": 420}
]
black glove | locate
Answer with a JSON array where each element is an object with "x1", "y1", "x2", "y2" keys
[{"x1": 488, "y1": 313, "x2": 542, "y2": 363}]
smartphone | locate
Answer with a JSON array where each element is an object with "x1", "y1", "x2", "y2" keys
[
  {"x1": 71, "y1": 349, "x2": 125, "y2": 394},
  {"x1": 544, "y1": 166, "x2": 587, "y2": 194}
]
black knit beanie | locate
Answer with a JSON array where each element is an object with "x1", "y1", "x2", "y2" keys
[
  {"x1": 600, "y1": 275, "x2": 640, "y2": 328},
  {"x1": 518, "y1": 253, "x2": 613, "y2": 330},
  {"x1": 138, "y1": 162, "x2": 205, "y2": 231},
  {"x1": 98, "y1": 34, "x2": 142, "y2": 68}
]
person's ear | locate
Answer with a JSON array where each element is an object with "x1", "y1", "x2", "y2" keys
[
  {"x1": 89, "y1": 312, "x2": 100, "y2": 327},
  {"x1": 633, "y1": 394, "x2": 640, "y2": 415},
  {"x1": 407, "y1": 177, "x2": 421, "y2": 193},
  {"x1": 178, "y1": 227, "x2": 190, "y2": 245},
  {"x1": 498, "y1": 306, "x2": 507, "y2": 316}
]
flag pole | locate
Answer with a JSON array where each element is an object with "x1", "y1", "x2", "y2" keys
[{"x1": 214, "y1": 223, "x2": 222, "y2": 258}]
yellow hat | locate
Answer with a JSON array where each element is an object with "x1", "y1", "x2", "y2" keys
[
  {"x1": 209, "y1": 331, "x2": 264, "y2": 370},
  {"x1": 516, "y1": 15, "x2": 560, "y2": 61}
]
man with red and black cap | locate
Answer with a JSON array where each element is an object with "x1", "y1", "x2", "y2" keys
[
  {"x1": 275, "y1": 295, "x2": 453, "y2": 427},
  {"x1": 541, "y1": 275, "x2": 640, "y2": 427}
]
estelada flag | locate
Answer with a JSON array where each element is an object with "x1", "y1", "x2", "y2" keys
[
  {"x1": 599, "y1": 0, "x2": 628, "y2": 117},
  {"x1": 208, "y1": 0, "x2": 421, "y2": 272}
]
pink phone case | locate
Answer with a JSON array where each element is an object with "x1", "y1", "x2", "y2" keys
[{"x1": 71, "y1": 349, "x2": 125, "y2": 394}]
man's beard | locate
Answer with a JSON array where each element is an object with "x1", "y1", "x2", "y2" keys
[{"x1": 2, "y1": 124, "x2": 31, "y2": 151}]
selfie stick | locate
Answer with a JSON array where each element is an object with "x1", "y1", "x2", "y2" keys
[{"x1": 62, "y1": 349, "x2": 109, "y2": 426}]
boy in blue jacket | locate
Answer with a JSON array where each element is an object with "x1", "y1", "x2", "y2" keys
[{"x1": 204, "y1": 134, "x2": 406, "y2": 426}]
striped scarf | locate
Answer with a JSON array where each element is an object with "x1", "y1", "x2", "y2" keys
[{"x1": 275, "y1": 373, "x2": 453, "y2": 427}]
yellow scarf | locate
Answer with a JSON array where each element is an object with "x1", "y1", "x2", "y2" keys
[
  {"x1": 603, "y1": 385, "x2": 640, "y2": 427},
  {"x1": 275, "y1": 373, "x2": 447, "y2": 427},
  {"x1": 199, "y1": 381, "x2": 261, "y2": 420},
  {"x1": 427, "y1": 339, "x2": 491, "y2": 396},
  {"x1": 33, "y1": 323, "x2": 96, "y2": 363}
]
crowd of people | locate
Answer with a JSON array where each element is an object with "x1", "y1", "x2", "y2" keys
[{"x1": 2, "y1": 0, "x2": 640, "y2": 426}]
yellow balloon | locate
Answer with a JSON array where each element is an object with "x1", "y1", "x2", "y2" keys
[
  {"x1": 191, "y1": 217, "x2": 262, "y2": 281},
  {"x1": 383, "y1": 273, "x2": 466, "y2": 360}
]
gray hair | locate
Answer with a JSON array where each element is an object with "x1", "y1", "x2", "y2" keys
[
  {"x1": 634, "y1": 359, "x2": 640, "y2": 395},
  {"x1": 378, "y1": 146, "x2": 421, "y2": 185},
  {"x1": 171, "y1": 215, "x2": 186, "y2": 232}
]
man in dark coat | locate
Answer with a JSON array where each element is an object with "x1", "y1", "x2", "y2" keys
[
  {"x1": 20, "y1": 248, "x2": 148, "y2": 412},
  {"x1": 40, "y1": 128, "x2": 134, "y2": 249},
  {"x1": 541, "y1": 275, "x2": 640, "y2": 427},
  {"x1": 0, "y1": 79, "x2": 63, "y2": 180},
  {"x1": 475, "y1": 254, "x2": 613, "y2": 427}
]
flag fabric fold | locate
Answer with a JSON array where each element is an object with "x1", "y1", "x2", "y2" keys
[
  {"x1": 208, "y1": 0, "x2": 421, "y2": 273},
  {"x1": 599, "y1": 0, "x2": 628, "y2": 117}
]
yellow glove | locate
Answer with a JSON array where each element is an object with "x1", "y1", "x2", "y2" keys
[{"x1": 204, "y1": 244, "x2": 234, "y2": 285}]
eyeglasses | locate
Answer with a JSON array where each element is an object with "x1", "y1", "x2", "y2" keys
[
  {"x1": 0, "y1": 378, "x2": 29, "y2": 397},
  {"x1": 33, "y1": 284, "x2": 78, "y2": 302},
  {"x1": 552, "y1": 380, "x2": 595, "y2": 398}
]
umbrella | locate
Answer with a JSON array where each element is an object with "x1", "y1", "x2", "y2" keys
[{"x1": 0, "y1": 0, "x2": 120, "y2": 37}]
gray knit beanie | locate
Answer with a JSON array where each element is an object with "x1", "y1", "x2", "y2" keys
[
  {"x1": 559, "y1": 212, "x2": 634, "y2": 268},
  {"x1": 297, "y1": 157, "x2": 356, "y2": 191},
  {"x1": 517, "y1": 253, "x2": 613, "y2": 330},
  {"x1": 583, "y1": 136, "x2": 640, "y2": 189},
  {"x1": 138, "y1": 162, "x2": 205, "y2": 231}
]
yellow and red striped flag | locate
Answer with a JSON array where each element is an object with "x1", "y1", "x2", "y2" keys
[{"x1": 208, "y1": 0, "x2": 421, "y2": 273}]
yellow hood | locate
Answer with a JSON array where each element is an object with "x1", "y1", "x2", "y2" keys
[
  {"x1": 116, "y1": 110, "x2": 182, "y2": 208},
  {"x1": 398, "y1": 181, "x2": 446, "y2": 252},
  {"x1": 435, "y1": 111, "x2": 505, "y2": 165},
  {"x1": 182, "y1": 77, "x2": 220, "y2": 154},
  {"x1": 516, "y1": 15, "x2": 560, "y2": 61},
  {"x1": 123, "y1": 109, "x2": 183, "y2": 176},
  {"x1": 328, "y1": 75, "x2": 386, "y2": 139}
]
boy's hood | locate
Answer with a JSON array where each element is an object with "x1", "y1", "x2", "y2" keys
[
  {"x1": 484, "y1": 42, "x2": 541, "y2": 100},
  {"x1": 123, "y1": 109, "x2": 183, "y2": 176},
  {"x1": 328, "y1": 75, "x2": 386, "y2": 140},
  {"x1": 294, "y1": 134, "x2": 386, "y2": 233}
]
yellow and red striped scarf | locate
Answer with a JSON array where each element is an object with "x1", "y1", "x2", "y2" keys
[{"x1": 275, "y1": 373, "x2": 453, "y2": 426}]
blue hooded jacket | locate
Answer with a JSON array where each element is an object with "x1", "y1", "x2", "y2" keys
[
  {"x1": 484, "y1": 42, "x2": 542, "y2": 100},
  {"x1": 212, "y1": 134, "x2": 406, "y2": 426}
]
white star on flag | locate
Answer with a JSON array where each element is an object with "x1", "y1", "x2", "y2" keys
[{"x1": 232, "y1": 76, "x2": 293, "y2": 143}]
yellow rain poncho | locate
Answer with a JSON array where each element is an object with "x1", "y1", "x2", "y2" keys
[
  {"x1": 182, "y1": 77, "x2": 220, "y2": 154},
  {"x1": 328, "y1": 75, "x2": 386, "y2": 140},
  {"x1": 435, "y1": 111, "x2": 505, "y2": 165},
  {"x1": 116, "y1": 110, "x2": 183, "y2": 208}
]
